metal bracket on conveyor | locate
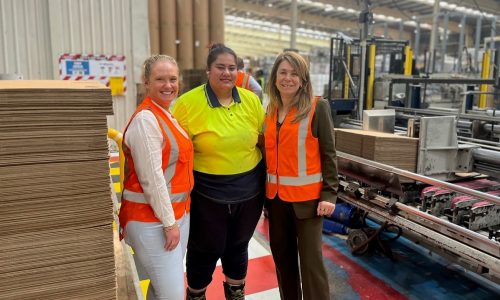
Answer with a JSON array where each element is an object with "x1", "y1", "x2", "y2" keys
[
  {"x1": 345, "y1": 181, "x2": 361, "y2": 195},
  {"x1": 386, "y1": 197, "x2": 399, "y2": 214},
  {"x1": 336, "y1": 153, "x2": 500, "y2": 280},
  {"x1": 337, "y1": 152, "x2": 404, "y2": 198},
  {"x1": 361, "y1": 187, "x2": 377, "y2": 200}
]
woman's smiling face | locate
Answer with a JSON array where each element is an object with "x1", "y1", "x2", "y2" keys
[
  {"x1": 145, "y1": 60, "x2": 179, "y2": 108},
  {"x1": 275, "y1": 60, "x2": 301, "y2": 99},
  {"x1": 207, "y1": 53, "x2": 237, "y2": 93}
]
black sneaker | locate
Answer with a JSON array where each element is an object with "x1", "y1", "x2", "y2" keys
[{"x1": 223, "y1": 282, "x2": 245, "y2": 300}]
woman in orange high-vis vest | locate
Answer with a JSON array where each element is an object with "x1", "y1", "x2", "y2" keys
[
  {"x1": 236, "y1": 57, "x2": 263, "y2": 102},
  {"x1": 118, "y1": 55, "x2": 194, "y2": 300},
  {"x1": 264, "y1": 52, "x2": 339, "y2": 300}
]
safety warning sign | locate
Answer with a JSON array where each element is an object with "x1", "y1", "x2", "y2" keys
[{"x1": 59, "y1": 53, "x2": 127, "y2": 96}]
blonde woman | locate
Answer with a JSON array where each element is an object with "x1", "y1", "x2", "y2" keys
[{"x1": 119, "y1": 55, "x2": 193, "y2": 300}]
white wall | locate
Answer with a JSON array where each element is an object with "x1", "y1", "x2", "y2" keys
[{"x1": 0, "y1": 0, "x2": 150, "y2": 131}]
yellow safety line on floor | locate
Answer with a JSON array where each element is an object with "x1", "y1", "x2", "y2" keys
[
  {"x1": 110, "y1": 160, "x2": 149, "y2": 299},
  {"x1": 140, "y1": 280, "x2": 150, "y2": 299},
  {"x1": 113, "y1": 182, "x2": 122, "y2": 193},
  {"x1": 110, "y1": 168, "x2": 120, "y2": 176}
]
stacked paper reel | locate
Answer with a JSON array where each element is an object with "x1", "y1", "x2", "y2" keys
[{"x1": 0, "y1": 81, "x2": 116, "y2": 299}]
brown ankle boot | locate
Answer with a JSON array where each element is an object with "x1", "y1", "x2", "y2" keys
[
  {"x1": 223, "y1": 282, "x2": 245, "y2": 300},
  {"x1": 186, "y1": 288, "x2": 206, "y2": 300}
]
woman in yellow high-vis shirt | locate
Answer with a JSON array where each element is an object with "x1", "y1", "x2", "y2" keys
[{"x1": 172, "y1": 44, "x2": 265, "y2": 300}]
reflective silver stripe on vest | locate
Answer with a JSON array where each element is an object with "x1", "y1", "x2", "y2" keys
[
  {"x1": 267, "y1": 104, "x2": 322, "y2": 187},
  {"x1": 297, "y1": 111, "x2": 310, "y2": 177},
  {"x1": 242, "y1": 73, "x2": 250, "y2": 88},
  {"x1": 122, "y1": 114, "x2": 188, "y2": 206},
  {"x1": 122, "y1": 190, "x2": 147, "y2": 203},
  {"x1": 268, "y1": 174, "x2": 277, "y2": 184},
  {"x1": 123, "y1": 189, "x2": 188, "y2": 204},
  {"x1": 266, "y1": 172, "x2": 322, "y2": 186},
  {"x1": 157, "y1": 117, "x2": 179, "y2": 185}
]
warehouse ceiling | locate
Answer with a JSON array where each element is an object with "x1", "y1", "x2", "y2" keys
[{"x1": 225, "y1": 0, "x2": 500, "y2": 58}]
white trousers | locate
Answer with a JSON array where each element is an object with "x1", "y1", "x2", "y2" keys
[{"x1": 125, "y1": 214, "x2": 189, "y2": 300}]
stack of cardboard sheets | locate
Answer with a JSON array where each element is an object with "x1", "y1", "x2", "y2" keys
[
  {"x1": 335, "y1": 128, "x2": 419, "y2": 172},
  {"x1": 0, "y1": 81, "x2": 116, "y2": 299}
]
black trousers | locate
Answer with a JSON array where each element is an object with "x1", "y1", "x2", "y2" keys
[
  {"x1": 186, "y1": 191, "x2": 264, "y2": 289},
  {"x1": 268, "y1": 197, "x2": 330, "y2": 300}
]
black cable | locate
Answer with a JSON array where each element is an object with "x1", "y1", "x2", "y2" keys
[{"x1": 359, "y1": 212, "x2": 403, "y2": 243}]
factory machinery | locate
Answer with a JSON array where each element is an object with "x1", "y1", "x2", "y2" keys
[
  {"x1": 331, "y1": 104, "x2": 500, "y2": 289},
  {"x1": 325, "y1": 35, "x2": 500, "y2": 285}
]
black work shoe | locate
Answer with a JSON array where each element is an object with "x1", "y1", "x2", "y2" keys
[
  {"x1": 186, "y1": 288, "x2": 206, "y2": 300},
  {"x1": 223, "y1": 282, "x2": 245, "y2": 300}
]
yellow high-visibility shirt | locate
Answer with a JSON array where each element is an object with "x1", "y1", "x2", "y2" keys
[{"x1": 172, "y1": 83, "x2": 265, "y2": 175}]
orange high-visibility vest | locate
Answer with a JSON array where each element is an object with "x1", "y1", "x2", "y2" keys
[
  {"x1": 119, "y1": 97, "x2": 194, "y2": 237},
  {"x1": 235, "y1": 70, "x2": 250, "y2": 90},
  {"x1": 264, "y1": 98, "x2": 322, "y2": 202}
]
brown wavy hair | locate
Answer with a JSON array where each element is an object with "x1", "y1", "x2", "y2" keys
[{"x1": 266, "y1": 51, "x2": 313, "y2": 123}]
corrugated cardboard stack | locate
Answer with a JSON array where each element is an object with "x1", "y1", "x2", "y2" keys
[
  {"x1": 0, "y1": 81, "x2": 116, "y2": 299},
  {"x1": 335, "y1": 129, "x2": 364, "y2": 157},
  {"x1": 335, "y1": 128, "x2": 419, "y2": 172}
]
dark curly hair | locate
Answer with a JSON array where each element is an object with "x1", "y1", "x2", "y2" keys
[{"x1": 206, "y1": 43, "x2": 237, "y2": 70}]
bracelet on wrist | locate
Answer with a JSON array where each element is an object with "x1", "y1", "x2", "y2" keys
[{"x1": 163, "y1": 223, "x2": 177, "y2": 232}]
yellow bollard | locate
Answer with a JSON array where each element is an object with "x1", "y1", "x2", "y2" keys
[
  {"x1": 366, "y1": 44, "x2": 376, "y2": 110},
  {"x1": 479, "y1": 50, "x2": 491, "y2": 108},
  {"x1": 107, "y1": 128, "x2": 125, "y2": 191},
  {"x1": 404, "y1": 46, "x2": 413, "y2": 76}
]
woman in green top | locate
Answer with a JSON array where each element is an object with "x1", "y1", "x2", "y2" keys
[{"x1": 172, "y1": 44, "x2": 265, "y2": 300}]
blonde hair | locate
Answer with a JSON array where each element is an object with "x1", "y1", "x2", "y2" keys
[
  {"x1": 266, "y1": 51, "x2": 313, "y2": 123},
  {"x1": 142, "y1": 54, "x2": 178, "y2": 83}
]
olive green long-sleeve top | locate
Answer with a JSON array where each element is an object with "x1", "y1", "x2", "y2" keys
[{"x1": 311, "y1": 98, "x2": 339, "y2": 204}]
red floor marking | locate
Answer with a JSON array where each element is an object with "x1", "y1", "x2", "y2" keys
[
  {"x1": 256, "y1": 217, "x2": 407, "y2": 300},
  {"x1": 255, "y1": 216, "x2": 270, "y2": 240},
  {"x1": 185, "y1": 255, "x2": 278, "y2": 299},
  {"x1": 322, "y1": 243, "x2": 408, "y2": 300}
]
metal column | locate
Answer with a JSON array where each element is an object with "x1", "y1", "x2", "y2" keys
[
  {"x1": 290, "y1": 0, "x2": 297, "y2": 50},
  {"x1": 457, "y1": 15, "x2": 466, "y2": 72},
  {"x1": 358, "y1": 1, "x2": 372, "y2": 120},
  {"x1": 414, "y1": 22, "x2": 420, "y2": 68},
  {"x1": 490, "y1": 17, "x2": 497, "y2": 51},
  {"x1": 428, "y1": 0, "x2": 440, "y2": 73},
  {"x1": 382, "y1": 23, "x2": 388, "y2": 71},
  {"x1": 440, "y1": 14, "x2": 448, "y2": 72},
  {"x1": 474, "y1": 16, "x2": 482, "y2": 72}
]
